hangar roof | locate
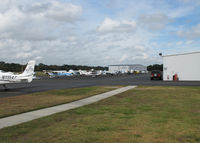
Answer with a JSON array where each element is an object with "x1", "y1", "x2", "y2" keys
[{"x1": 163, "y1": 51, "x2": 200, "y2": 57}]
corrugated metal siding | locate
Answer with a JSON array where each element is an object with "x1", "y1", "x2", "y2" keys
[
  {"x1": 163, "y1": 52, "x2": 200, "y2": 81},
  {"x1": 108, "y1": 65, "x2": 147, "y2": 72}
]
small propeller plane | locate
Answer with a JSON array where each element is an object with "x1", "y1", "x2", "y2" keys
[
  {"x1": 47, "y1": 70, "x2": 73, "y2": 78},
  {"x1": 0, "y1": 60, "x2": 36, "y2": 90}
]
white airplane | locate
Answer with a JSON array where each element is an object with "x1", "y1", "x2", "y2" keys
[
  {"x1": 0, "y1": 60, "x2": 36, "y2": 90},
  {"x1": 47, "y1": 70, "x2": 73, "y2": 78}
]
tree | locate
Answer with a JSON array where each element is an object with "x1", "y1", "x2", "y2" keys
[{"x1": 147, "y1": 64, "x2": 163, "y2": 71}]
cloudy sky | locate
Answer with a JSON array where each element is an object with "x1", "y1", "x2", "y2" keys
[{"x1": 0, "y1": 0, "x2": 200, "y2": 66}]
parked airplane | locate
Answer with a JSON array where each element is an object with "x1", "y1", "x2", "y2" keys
[
  {"x1": 47, "y1": 70, "x2": 73, "y2": 78},
  {"x1": 0, "y1": 60, "x2": 36, "y2": 89},
  {"x1": 79, "y1": 70, "x2": 97, "y2": 76}
]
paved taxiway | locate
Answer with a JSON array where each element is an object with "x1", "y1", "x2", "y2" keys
[{"x1": 0, "y1": 74, "x2": 200, "y2": 97}]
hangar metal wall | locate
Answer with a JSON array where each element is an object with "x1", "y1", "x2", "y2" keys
[
  {"x1": 108, "y1": 64, "x2": 147, "y2": 73},
  {"x1": 108, "y1": 65, "x2": 129, "y2": 73},
  {"x1": 163, "y1": 52, "x2": 200, "y2": 81}
]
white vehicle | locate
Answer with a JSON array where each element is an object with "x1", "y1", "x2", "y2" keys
[{"x1": 0, "y1": 60, "x2": 36, "y2": 89}]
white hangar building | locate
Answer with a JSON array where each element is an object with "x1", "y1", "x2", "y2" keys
[
  {"x1": 163, "y1": 51, "x2": 200, "y2": 81},
  {"x1": 108, "y1": 64, "x2": 147, "y2": 73}
]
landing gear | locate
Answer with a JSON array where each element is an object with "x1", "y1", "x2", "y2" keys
[{"x1": 2, "y1": 85, "x2": 8, "y2": 91}]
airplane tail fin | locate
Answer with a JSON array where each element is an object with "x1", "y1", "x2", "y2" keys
[
  {"x1": 22, "y1": 60, "x2": 36, "y2": 75},
  {"x1": 20, "y1": 60, "x2": 36, "y2": 82}
]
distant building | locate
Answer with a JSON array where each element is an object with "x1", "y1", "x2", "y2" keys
[
  {"x1": 108, "y1": 64, "x2": 147, "y2": 73},
  {"x1": 163, "y1": 51, "x2": 200, "y2": 81}
]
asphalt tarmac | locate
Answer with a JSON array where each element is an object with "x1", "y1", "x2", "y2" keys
[{"x1": 0, "y1": 74, "x2": 200, "y2": 97}]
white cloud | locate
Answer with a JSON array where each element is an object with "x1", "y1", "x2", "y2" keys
[
  {"x1": 142, "y1": 53, "x2": 148, "y2": 59},
  {"x1": 0, "y1": 7, "x2": 25, "y2": 33},
  {"x1": 21, "y1": 42, "x2": 32, "y2": 52},
  {"x1": 0, "y1": 1, "x2": 82, "y2": 41},
  {"x1": 179, "y1": 0, "x2": 200, "y2": 5},
  {"x1": 119, "y1": 55, "x2": 129, "y2": 62},
  {"x1": 185, "y1": 40, "x2": 193, "y2": 45},
  {"x1": 16, "y1": 52, "x2": 33, "y2": 59},
  {"x1": 45, "y1": 2, "x2": 82, "y2": 22},
  {"x1": 131, "y1": 52, "x2": 149, "y2": 60},
  {"x1": 97, "y1": 18, "x2": 136, "y2": 33},
  {"x1": 34, "y1": 56, "x2": 42, "y2": 61},
  {"x1": 135, "y1": 45, "x2": 146, "y2": 51},
  {"x1": 20, "y1": 1, "x2": 82, "y2": 22},
  {"x1": 167, "y1": 6, "x2": 194, "y2": 18},
  {"x1": 177, "y1": 24, "x2": 200, "y2": 39},
  {"x1": 139, "y1": 13, "x2": 171, "y2": 31},
  {"x1": 0, "y1": 0, "x2": 16, "y2": 13},
  {"x1": 176, "y1": 41, "x2": 183, "y2": 46},
  {"x1": 81, "y1": 26, "x2": 154, "y2": 65}
]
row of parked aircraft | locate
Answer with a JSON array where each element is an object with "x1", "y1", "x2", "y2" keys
[
  {"x1": 45, "y1": 69, "x2": 146, "y2": 78},
  {"x1": 0, "y1": 60, "x2": 111, "y2": 89},
  {"x1": 45, "y1": 69, "x2": 110, "y2": 78}
]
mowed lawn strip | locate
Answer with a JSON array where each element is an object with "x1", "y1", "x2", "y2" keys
[
  {"x1": 0, "y1": 86, "x2": 200, "y2": 143},
  {"x1": 0, "y1": 86, "x2": 122, "y2": 118}
]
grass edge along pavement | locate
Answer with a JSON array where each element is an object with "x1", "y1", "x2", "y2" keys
[
  {"x1": 0, "y1": 86, "x2": 199, "y2": 143},
  {"x1": 0, "y1": 86, "x2": 123, "y2": 118},
  {"x1": 0, "y1": 86, "x2": 135, "y2": 129}
]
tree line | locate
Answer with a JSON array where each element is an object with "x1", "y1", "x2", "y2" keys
[
  {"x1": 0, "y1": 61, "x2": 163, "y2": 72},
  {"x1": 0, "y1": 62, "x2": 108, "y2": 72}
]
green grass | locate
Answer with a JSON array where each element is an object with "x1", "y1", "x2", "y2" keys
[
  {"x1": 0, "y1": 86, "x2": 199, "y2": 143},
  {"x1": 0, "y1": 86, "x2": 121, "y2": 118}
]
